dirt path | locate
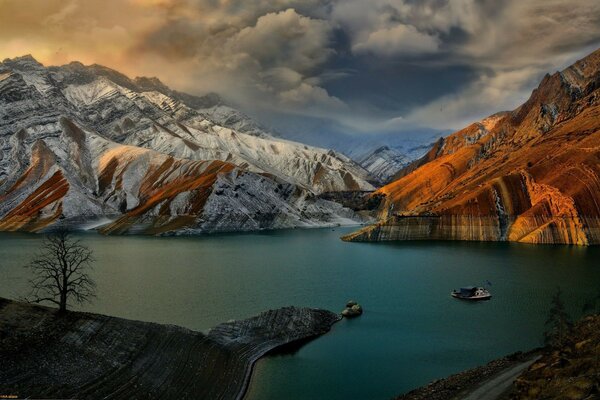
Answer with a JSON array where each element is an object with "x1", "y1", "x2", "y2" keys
[{"x1": 461, "y1": 355, "x2": 541, "y2": 400}]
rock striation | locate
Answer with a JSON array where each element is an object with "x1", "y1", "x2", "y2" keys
[
  {"x1": 344, "y1": 48, "x2": 600, "y2": 245},
  {"x1": 0, "y1": 55, "x2": 375, "y2": 234},
  {"x1": 357, "y1": 146, "x2": 411, "y2": 184},
  {"x1": 0, "y1": 298, "x2": 340, "y2": 400}
]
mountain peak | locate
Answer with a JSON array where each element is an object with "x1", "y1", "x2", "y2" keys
[
  {"x1": 67, "y1": 61, "x2": 85, "y2": 68},
  {"x1": 11, "y1": 54, "x2": 38, "y2": 62},
  {"x1": 348, "y1": 47, "x2": 600, "y2": 245},
  {"x1": 374, "y1": 146, "x2": 391, "y2": 153},
  {"x1": 559, "y1": 47, "x2": 600, "y2": 88},
  {"x1": 2, "y1": 54, "x2": 42, "y2": 68},
  {"x1": 0, "y1": 55, "x2": 375, "y2": 234},
  {"x1": 133, "y1": 76, "x2": 169, "y2": 92}
]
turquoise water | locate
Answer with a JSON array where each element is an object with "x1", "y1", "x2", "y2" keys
[{"x1": 0, "y1": 228, "x2": 599, "y2": 399}]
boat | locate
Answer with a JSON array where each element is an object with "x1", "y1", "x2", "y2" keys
[{"x1": 451, "y1": 286, "x2": 491, "y2": 301}]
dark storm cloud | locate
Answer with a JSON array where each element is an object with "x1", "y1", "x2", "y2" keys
[
  {"x1": 0, "y1": 0, "x2": 599, "y2": 132},
  {"x1": 327, "y1": 0, "x2": 600, "y2": 129}
]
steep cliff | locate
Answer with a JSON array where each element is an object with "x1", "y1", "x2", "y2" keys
[{"x1": 344, "y1": 48, "x2": 600, "y2": 245}]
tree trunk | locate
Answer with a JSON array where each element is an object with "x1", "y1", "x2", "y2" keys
[
  {"x1": 60, "y1": 274, "x2": 68, "y2": 313},
  {"x1": 59, "y1": 292, "x2": 67, "y2": 313}
]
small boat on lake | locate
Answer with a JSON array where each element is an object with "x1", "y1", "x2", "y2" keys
[{"x1": 451, "y1": 286, "x2": 491, "y2": 301}]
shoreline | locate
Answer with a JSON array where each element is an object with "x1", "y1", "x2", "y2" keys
[
  {"x1": 395, "y1": 349, "x2": 542, "y2": 400},
  {"x1": 342, "y1": 215, "x2": 600, "y2": 246},
  {"x1": 0, "y1": 298, "x2": 340, "y2": 400},
  {"x1": 396, "y1": 314, "x2": 600, "y2": 399},
  {"x1": 235, "y1": 331, "x2": 331, "y2": 400},
  {"x1": 0, "y1": 220, "x2": 367, "y2": 239}
]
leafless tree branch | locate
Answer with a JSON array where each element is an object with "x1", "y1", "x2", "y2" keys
[{"x1": 24, "y1": 230, "x2": 96, "y2": 313}]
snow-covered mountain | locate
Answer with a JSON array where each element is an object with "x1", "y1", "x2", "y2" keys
[
  {"x1": 337, "y1": 135, "x2": 440, "y2": 184},
  {"x1": 281, "y1": 128, "x2": 441, "y2": 184},
  {"x1": 268, "y1": 117, "x2": 442, "y2": 173},
  {"x1": 0, "y1": 55, "x2": 374, "y2": 234},
  {"x1": 356, "y1": 146, "x2": 410, "y2": 183}
]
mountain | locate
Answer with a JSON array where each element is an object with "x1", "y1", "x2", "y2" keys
[
  {"x1": 341, "y1": 132, "x2": 441, "y2": 184},
  {"x1": 344, "y1": 48, "x2": 600, "y2": 245},
  {"x1": 277, "y1": 124, "x2": 441, "y2": 181},
  {"x1": 0, "y1": 55, "x2": 375, "y2": 234},
  {"x1": 356, "y1": 146, "x2": 411, "y2": 183}
]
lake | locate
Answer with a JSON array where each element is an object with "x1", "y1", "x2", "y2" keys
[{"x1": 0, "y1": 227, "x2": 599, "y2": 399}]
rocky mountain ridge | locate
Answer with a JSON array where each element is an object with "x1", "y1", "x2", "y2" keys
[
  {"x1": 357, "y1": 145, "x2": 411, "y2": 183},
  {"x1": 344, "y1": 48, "x2": 600, "y2": 245},
  {"x1": 0, "y1": 55, "x2": 374, "y2": 234}
]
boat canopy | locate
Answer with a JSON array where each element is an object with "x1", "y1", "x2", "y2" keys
[{"x1": 459, "y1": 287, "x2": 477, "y2": 296}]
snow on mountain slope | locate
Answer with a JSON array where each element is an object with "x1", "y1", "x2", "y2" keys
[
  {"x1": 121, "y1": 118, "x2": 373, "y2": 193},
  {"x1": 1, "y1": 56, "x2": 374, "y2": 193},
  {"x1": 197, "y1": 104, "x2": 271, "y2": 138},
  {"x1": 0, "y1": 115, "x2": 365, "y2": 234},
  {"x1": 0, "y1": 55, "x2": 372, "y2": 234},
  {"x1": 63, "y1": 77, "x2": 137, "y2": 107},
  {"x1": 357, "y1": 146, "x2": 410, "y2": 183},
  {"x1": 298, "y1": 130, "x2": 440, "y2": 184}
]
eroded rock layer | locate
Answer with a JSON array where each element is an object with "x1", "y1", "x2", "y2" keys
[{"x1": 344, "y1": 48, "x2": 600, "y2": 245}]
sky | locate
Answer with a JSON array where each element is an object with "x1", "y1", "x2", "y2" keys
[{"x1": 1, "y1": 0, "x2": 600, "y2": 139}]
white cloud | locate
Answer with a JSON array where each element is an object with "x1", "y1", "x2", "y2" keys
[
  {"x1": 353, "y1": 24, "x2": 440, "y2": 56},
  {"x1": 219, "y1": 9, "x2": 341, "y2": 110},
  {"x1": 226, "y1": 9, "x2": 334, "y2": 74},
  {"x1": 332, "y1": 0, "x2": 479, "y2": 57},
  {"x1": 279, "y1": 82, "x2": 346, "y2": 110}
]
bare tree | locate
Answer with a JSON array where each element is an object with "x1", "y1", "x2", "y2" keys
[{"x1": 25, "y1": 231, "x2": 96, "y2": 313}]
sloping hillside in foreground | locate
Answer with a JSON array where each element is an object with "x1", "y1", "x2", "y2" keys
[{"x1": 0, "y1": 298, "x2": 339, "y2": 400}]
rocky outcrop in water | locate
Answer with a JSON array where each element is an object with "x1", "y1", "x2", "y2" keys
[
  {"x1": 341, "y1": 300, "x2": 363, "y2": 318},
  {"x1": 345, "y1": 48, "x2": 600, "y2": 245},
  {"x1": 0, "y1": 298, "x2": 340, "y2": 400}
]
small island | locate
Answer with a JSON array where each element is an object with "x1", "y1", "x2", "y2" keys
[{"x1": 341, "y1": 300, "x2": 364, "y2": 318}]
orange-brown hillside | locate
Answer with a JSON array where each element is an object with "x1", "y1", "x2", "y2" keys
[{"x1": 344, "y1": 48, "x2": 600, "y2": 245}]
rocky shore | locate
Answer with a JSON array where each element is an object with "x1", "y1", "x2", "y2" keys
[
  {"x1": 397, "y1": 314, "x2": 600, "y2": 400},
  {"x1": 511, "y1": 315, "x2": 600, "y2": 399},
  {"x1": 395, "y1": 351, "x2": 539, "y2": 400},
  {"x1": 0, "y1": 298, "x2": 340, "y2": 399}
]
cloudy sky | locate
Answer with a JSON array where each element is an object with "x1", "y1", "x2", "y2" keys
[{"x1": 1, "y1": 0, "x2": 600, "y2": 138}]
